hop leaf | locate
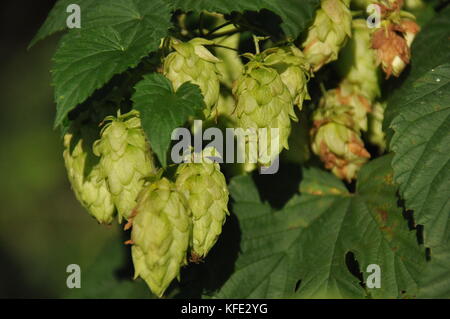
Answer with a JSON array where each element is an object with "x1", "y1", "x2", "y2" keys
[
  {"x1": 63, "y1": 124, "x2": 115, "y2": 224},
  {"x1": 302, "y1": 0, "x2": 352, "y2": 72},
  {"x1": 130, "y1": 178, "x2": 191, "y2": 297},
  {"x1": 93, "y1": 110, "x2": 156, "y2": 222},
  {"x1": 163, "y1": 38, "x2": 221, "y2": 117},
  {"x1": 175, "y1": 147, "x2": 229, "y2": 258}
]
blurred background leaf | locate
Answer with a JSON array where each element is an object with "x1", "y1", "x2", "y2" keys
[{"x1": 0, "y1": 0, "x2": 120, "y2": 298}]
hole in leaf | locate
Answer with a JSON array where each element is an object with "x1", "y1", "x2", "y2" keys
[
  {"x1": 294, "y1": 279, "x2": 302, "y2": 293},
  {"x1": 345, "y1": 251, "x2": 365, "y2": 288}
]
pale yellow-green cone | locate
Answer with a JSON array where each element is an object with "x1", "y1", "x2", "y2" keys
[
  {"x1": 175, "y1": 147, "x2": 229, "y2": 258},
  {"x1": 263, "y1": 46, "x2": 311, "y2": 108},
  {"x1": 163, "y1": 38, "x2": 221, "y2": 117},
  {"x1": 311, "y1": 121, "x2": 370, "y2": 181},
  {"x1": 131, "y1": 178, "x2": 191, "y2": 297},
  {"x1": 93, "y1": 111, "x2": 156, "y2": 223},
  {"x1": 367, "y1": 101, "x2": 387, "y2": 152},
  {"x1": 63, "y1": 125, "x2": 115, "y2": 224},
  {"x1": 337, "y1": 19, "x2": 381, "y2": 101},
  {"x1": 302, "y1": 0, "x2": 352, "y2": 72},
  {"x1": 233, "y1": 56, "x2": 295, "y2": 165},
  {"x1": 214, "y1": 25, "x2": 243, "y2": 89}
]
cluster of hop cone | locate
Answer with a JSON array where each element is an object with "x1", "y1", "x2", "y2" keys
[{"x1": 62, "y1": 0, "x2": 420, "y2": 296}]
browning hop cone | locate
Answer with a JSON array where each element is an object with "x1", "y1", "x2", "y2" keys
[
  {"x1": 63, "y1": 125, "x2": 115, "y2": 224},
  {"x1": 93, "y1": 110, "x2": 156, "y2": 222},
  {"x1": 163, "y1": 38, "x2": 221, "y2": 117},
  {"x1": 131, "y1": 178, "x2": 191, "y2": 297},
  {"x1": 311, "y1": 91, "x2": 371, "y2": 181},
  {"x1": 175, "y1": 147, "x2": 229, "y2": 258},
  {"x1": 302, "y1": 0, "x2": 352, "y2": 72},
  {"x1": 370, "y1": 1, "x2": 420, "y2": 78}
]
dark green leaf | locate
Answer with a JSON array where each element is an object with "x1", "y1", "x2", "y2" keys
[
  {"x1": 214, "y1": 155, "x2": 425, "y2": 298},
  {"x1": 167, "y1": 0, "x2": 320, "y2": 38},
  {"x1": 389, "y1": 64, "x2": 450, "y2": 247},
  {"x1": 132, "y1": 73, "x2": 205, "y2": 167}
]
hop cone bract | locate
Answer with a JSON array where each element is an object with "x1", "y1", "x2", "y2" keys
[
  {"x1": 175, "y1": 148, "x2": 229, "y2": 258},
  {"x1": 368, "y1": 101, "x2": 387, "y2": 152},
  {"x1": 93, "y1": 111, "x2": 156, "y2": 222},
  {"x1": 131, "y1": 178, "x2": 191, "y2": 297},
  {"x1": 263, "y1": 46, "x2": 311, "y2": 107}
]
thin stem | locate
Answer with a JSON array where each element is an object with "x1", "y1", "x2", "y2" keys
[
  {"x1": 207, "y1": 44, "x2": 239, "y2": 52},
  {"x1": 253, "y1": 35, "x2": 260, "y2": 54},
  {"x1": 207, "y1": 21, "x2": 234, "y2": 36},
  {"x1": 205, "y1": 29, "x2": 242, "y2": 39}
]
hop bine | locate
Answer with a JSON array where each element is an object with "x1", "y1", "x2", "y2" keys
[
  {"x1": 163, "y1": 38, "x2": 221, "y2": 117},
  {"x1": 93, "y1": 110, "x2": 156, "y2": 223},
  {"x1": 130, "y1": 178, "x2": 191, "y2": 297},
  {"x1": 63, "y1": 124, "x2": 115, "y2": 224},
  {"x1": 302, "y1": 0, "x2": 352, "y2": 72},
  {"x1": 175, "y1": 147, "x2": 229, "y2": 259}
]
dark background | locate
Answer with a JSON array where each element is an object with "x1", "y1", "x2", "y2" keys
[{"x1": 0, "y1": 1, "x2": 120, "y2": 298}]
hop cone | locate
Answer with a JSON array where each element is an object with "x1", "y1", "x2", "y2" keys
[
  {"x1": 311, "y1": 93, "x2": 370, "y2": 181},
  {"x1": 175, "y1": 148, "x2": 229, "y2": 258},
  {"x1": 302, "y1": 0, "x2": 352, "y2": 72},
  {"x1": 63, "y1": 125, "x2": 115, "y2": 224},
  {"x1": 163, "y1": 38, "x2": 221, "y2": 116},
  {"x1": 337, "y1": 19, "x2": 381, "y2": 101},
  {"x1": 370, "y1": 1, "x2": 420, "y2": 78},
  {"x1": 131, "y1": 178, "x2": 191, "y2": 297},
  {"x1": 263, "y1": 46, "x2": 311, "y2": 107},
  {"x1": 368, "y1": 101, "x2": 387, "y2": 152},
  {"x1": 93, "y1": 111, "x2": 156, "y2": 222},
  {"x1": 233, "y1": 56, "x2": 296, "y2": 165}
]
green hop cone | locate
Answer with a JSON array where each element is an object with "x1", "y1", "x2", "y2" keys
[
  {"x1": 337, "y1": 19, "x2": 381, "y2": 101},
  {"x1": 302, "y1": 0, "x2": 352, "y2": 72},
  {"x1": 93, "y1": 110, "x2": 156, "y2": 222},
  {"x1": 367, "y1": 101, "x2": 387, "y2": 152},
  {"x1": 63, "y1": 125, "x2": 115, "y2": 224},
  {"x1": 233, "y1": 55, "x2": 296, "y2": 166},
  {"x1": 131, "y1": 178, "x2": 191, "y2": 297},
  {"x1": 263, "y1": 46, "x2": 311, "y2": 108},
  {"x1": 163, "y1": 38, "x2": 221, "y2": 117},
  {"x1": 175, "y1": 147, "x2": 229, "y2": 258}
]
